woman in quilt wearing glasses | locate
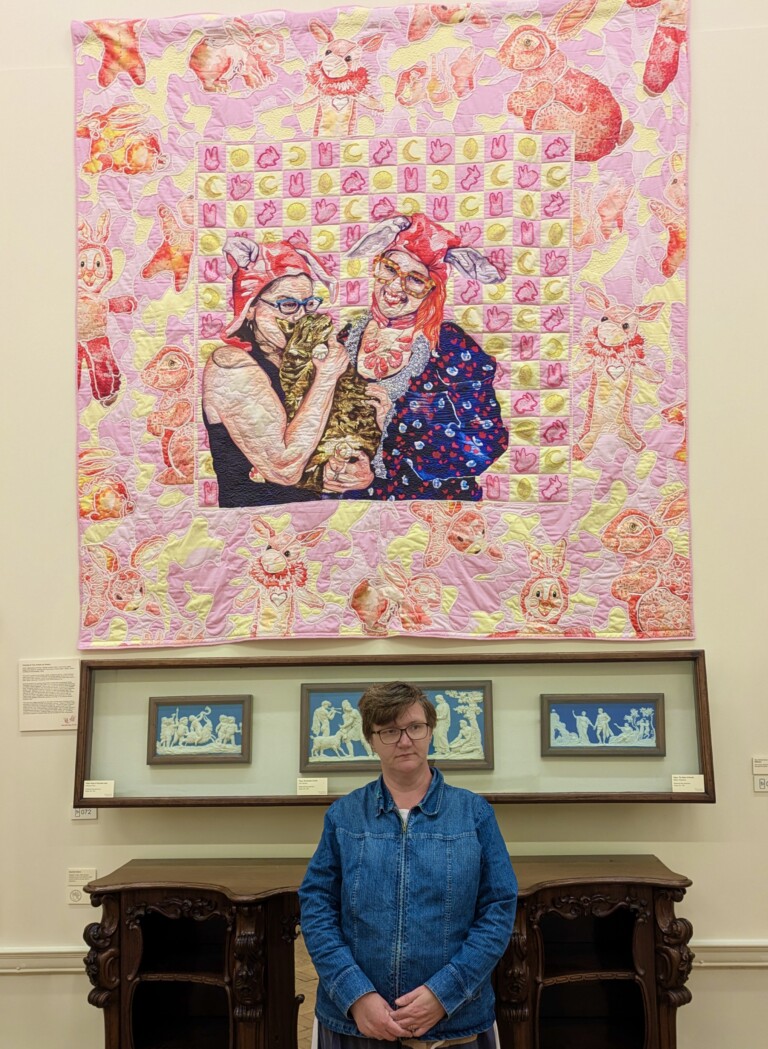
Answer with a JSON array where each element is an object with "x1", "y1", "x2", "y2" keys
[
  {"x1": 299, "y1": 681, "x2": 517, "y2": 1045},
  {"x1": 324, "y1": 213, "x2": 508, "y2": 500},
  {"x1": 202, "y1": 237, "x2": 350, "y2": 506}
]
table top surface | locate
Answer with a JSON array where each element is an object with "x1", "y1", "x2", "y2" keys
[{"x1": 85, "y1": 854, "x2": 690, "y2": 899}]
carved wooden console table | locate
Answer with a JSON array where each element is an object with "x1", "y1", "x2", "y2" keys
[
  {"x1": 496, "y1": 855, "x2": 694, "y2": 1049},
  {"x1": 83, "y1": 854, "x2": 693, "y2": 1049},
  {"x1": 83, "y1": 859, "x2": 307, "y2": 1049}
]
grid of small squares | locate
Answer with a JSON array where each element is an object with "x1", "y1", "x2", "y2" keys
[{"x1": 195, "y1": 133, "x2": 574, "y2": 504}]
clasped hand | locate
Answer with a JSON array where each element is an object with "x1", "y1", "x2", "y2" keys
[{"x1": 350, "y1": 985, "x2": 445, "y2": 1040}]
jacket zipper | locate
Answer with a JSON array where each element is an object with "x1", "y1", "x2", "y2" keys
[{"x1": 393, "y1": 812, "x2": 408, "y2": 1002}]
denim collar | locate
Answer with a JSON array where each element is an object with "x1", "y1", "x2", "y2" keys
[{"x1": 375, "y1": 766, "x2": 444, "y2": 817}]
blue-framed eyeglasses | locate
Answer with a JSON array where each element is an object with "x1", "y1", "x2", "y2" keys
[{"x1": 261, "y1": 295, "x2": 323, "y2": 316}]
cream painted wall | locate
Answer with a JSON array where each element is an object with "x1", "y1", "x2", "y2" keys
[{"x1": 1, "y1": 1, "x2": 766, "y2": 1046}]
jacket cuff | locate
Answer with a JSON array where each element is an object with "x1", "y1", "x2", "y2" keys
[
  {"x1": 425, "y1": 964, "x2": 467, "y2": 1017},
  {"x1": 330, "y1": 964, "x2": 377, "y2": 1019}
]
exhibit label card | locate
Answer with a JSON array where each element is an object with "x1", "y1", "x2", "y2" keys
[
  {"x1": 671, "y1": 774, "x2": 705, "y2": 793},
  {"x1": 18, "y1": 659, "x2": 79, "y2": 731},
  {"x1": 297, "y1": 777, "x2": 328, "y2": 796},
  {"x1": 83, "y1": 780, "x2": 115, "y2": 798}
]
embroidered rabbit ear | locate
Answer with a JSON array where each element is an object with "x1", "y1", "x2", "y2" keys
[
  {"x1": 224, "y1": 236, "x2": 260, "y2": 270},
  {"x1": 445, "y1": 247, "x2": 502, "y2": 284},
  {"x1": 293, "y1": 246, "x2": 338, "y2": 304},
  {"x1": 345, "y1": 216, "x2": 412, "y2": 258}
]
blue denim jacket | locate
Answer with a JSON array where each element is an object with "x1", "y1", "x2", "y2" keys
[{"x1": 298, "y1": 768, "x2": 517, "y2": 1038}]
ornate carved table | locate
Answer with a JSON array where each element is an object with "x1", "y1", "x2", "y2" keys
[
  {"x1": 496, "y1": 855, "x2": 693, "y2": 1049},
  {"x1": 83, "y1": 858, "x2": 307, "y2": 1049},
  {"x1": 83, "y1": 854, "x2": 693, "y2": 1049}
]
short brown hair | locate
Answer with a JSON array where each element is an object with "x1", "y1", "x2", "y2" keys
[{"x1": 358, "y1": 681, "x2": 436, "y2": 741}]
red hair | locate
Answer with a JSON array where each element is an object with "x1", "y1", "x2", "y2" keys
[{"x1": 414, "y1": 278, "x2": 445, "y2": 346}]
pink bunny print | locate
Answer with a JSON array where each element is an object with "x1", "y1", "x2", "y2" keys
[
  {"x1": 600, "y1": 492, "x2": 692, "y2": 637},
  {"x1": 410, "y1": 502, "x2": 505, "y2": 569},
  {"x1": 573, "y1": 284, "x2": 664, "y2": 459},
  {"x1": 234, "y1": 519, "x2": 326, "y2": 637},
  {"x1": 77, "y1": 210, "x2": 137, "y2": 407},
  {"x1": 349, "y1": 563, "x2": 443, "y2": 636},
  {"x1": 497, "y1": 0, "x2": 634, "y2": 162},
  {"x1": 295, "y1": 19, "x2": 385, "y2": 136}
]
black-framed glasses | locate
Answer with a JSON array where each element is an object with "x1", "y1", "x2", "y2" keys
[
  {"x1": 261, "y1": 295, "x2": 323, "y2": 316},
  {"x1": 372, "y1": 722, "x2": 430, "y2": 745},
  {"x1": 373, "y1": 255, "x2": 435, "y2": 299}
]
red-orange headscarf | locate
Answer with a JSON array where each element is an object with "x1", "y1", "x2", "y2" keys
[
  {"x1": 224, "y1": 238, "x2": 336, "y2": 342},
  {"x1": 375, "y1": 213, "x2": 462, "y2": 345}
]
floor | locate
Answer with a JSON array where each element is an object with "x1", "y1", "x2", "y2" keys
[{"x1": 295, "y1": 933, "x2": 318, "y2": 1049}]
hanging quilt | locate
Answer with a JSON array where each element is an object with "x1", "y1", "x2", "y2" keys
[{"x1": 72, "y1": 0, "x2": 692, "y2": 647}]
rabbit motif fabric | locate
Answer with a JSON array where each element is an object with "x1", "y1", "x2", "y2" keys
[{"x1": 73, "y1": 1, "x2": 691, "y2": 646}]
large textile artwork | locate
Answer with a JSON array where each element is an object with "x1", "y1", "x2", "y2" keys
[{"x1": 73, "y1": 0, "x2": 692, "y2": 647}]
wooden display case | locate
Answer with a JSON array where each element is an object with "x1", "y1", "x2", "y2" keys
[{"x1": 74, "y1": 650, "x2": 714, "y2": 806}]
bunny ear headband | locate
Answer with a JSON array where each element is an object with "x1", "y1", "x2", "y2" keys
[
  {"x1": 224, "y1": 236, "x2": 338, "y2": 338},
  {"x1": 345, "y1": 214, "x2": 502, "y2": 285}
]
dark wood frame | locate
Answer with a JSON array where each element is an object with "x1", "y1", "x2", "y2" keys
[
  {"x1": 74, "y1": 649, "x2": 715, "y2": 807},
  {"x1": 146, "y1": 694, "x2": 252, "y2": 766},
  {"x1": 540, "y1": 692, "x2": 666, "y2": 757},
  {"x1": 298, "y1": 680, "x2": 494, "y2": 773}
]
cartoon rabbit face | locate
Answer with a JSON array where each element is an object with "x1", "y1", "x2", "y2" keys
[
  {"x1": 78, "y1": 245, "x2": 113, "y2": 293},
  {"x1": 319, "y1": 38, "x2": 362, "y2": 78},
  {"x1": 601, "y1": 510, "x2": 662, "y2": 555},
  {"x1": 309, "y1": 20, "x2": 379, "y2": 79},
  {"x1": 520, "y1": 575, "x2": 569, "y2": 624},
  {"x1": 250, "y1": 520, "x2": 324, "y2": 575},
  {"x1": 594, "y1": 305, "x2": 641, "y2": 348},
  {"x1": 498, "y1": 26, "x2": 555, "y2": 71}
]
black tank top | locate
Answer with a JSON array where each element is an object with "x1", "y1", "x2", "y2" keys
[{"x1": 203, "y1": 341, "x2": 316, "y2": 507}]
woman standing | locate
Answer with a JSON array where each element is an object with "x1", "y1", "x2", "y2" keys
[
  {"x1": 322, "y1": 214, "x2": 508, "y2": 500},
  {"x1": 202, "y1": 237, "x2": 349, "y2": 506},
  {"x1": 299, "y1": 682, "x2": 517, "y2": 1043}
]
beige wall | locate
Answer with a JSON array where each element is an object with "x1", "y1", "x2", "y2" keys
[{"x1": 1, "y1": 1, "x2": 767, "y2": 1046}]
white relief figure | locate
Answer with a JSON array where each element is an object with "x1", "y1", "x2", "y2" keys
[
  {"x1": 612, "y1": 715, "x2": 639, "y2": 745},
  {"x1": 312, "y1": 699, "x2": 339, "y2": 738},
  {"x1": 159, "y1": 715, "x2": 176, "y2": 749},
  {"x1": 216, "y1": 714, "x2": 242, "y2": 748},
  {"x1": 439, "y1": 690, "x2": 485, "y2": 760},
  {"x1": 448, "y1": 718, "x2": 483, "y2": 758},
  {"x1": 572, "y1": 710, "x2": 594, "y2": 745},
  {"x1": 433, "y1": 694, "x2": 451, "y2": 755},
  {"x1": 550, "y1": 708, "x2": 571, "y2": 743},
  {"x1": 187, "y1": 706, "x2": 214, "y2": 746},
  {"x1": 594, "y1": 707, "x2": 615, "y2": 745},
  {"x1": 641, "y1": 706, "x2": 656, "y2": 744},
  {"x1": 449, "y1": 719, "x2": 473, "y2": 753},
  {"x1": 172, "y1": 716, "x2": 190, "y2": 747},
  {"x1": 339, "y1": 699, "x2": 374, "y2": 758}
]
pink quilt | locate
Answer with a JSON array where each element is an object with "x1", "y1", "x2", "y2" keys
[{"x1": 73, "y1": 1, "x2": 692, "y2": 647}]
